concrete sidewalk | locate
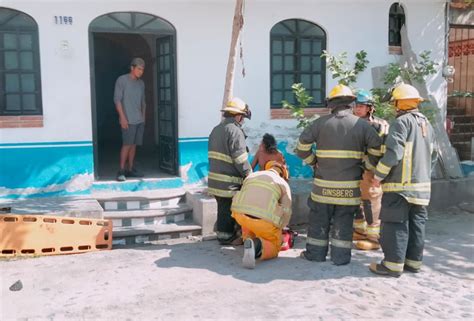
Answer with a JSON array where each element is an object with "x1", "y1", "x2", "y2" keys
[{"x1": 1, "y1": 205, "x2": 473, "y2": 320}]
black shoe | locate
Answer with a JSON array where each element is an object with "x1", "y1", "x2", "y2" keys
[
  {"x1": 126, "y1": 167, "x2": 144, "y2": 178},
  {"x1": 116, "y1": 169, "x2": 126, "y2": 182},
  {"x1": 332, "y1": 259, "x2": 351, "y2": 266},
  {"x1": 404, "y1": 265, "x2": 420, "y2": 273},
  {"x1": 300, "y1": 251, "x2": 326, "y2": 262},
  {"x1": 218, "y1": 235, "x2": 242, "y2": 246},
  {"x1": 369, "y1": 262, "x2": 402, "y2": 278}
]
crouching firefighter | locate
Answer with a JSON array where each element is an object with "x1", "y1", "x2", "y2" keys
[
  {"x1": 296, "y1": 84, "x2": 382, "y2": 265},
  {"x1": 369, "y1": 84, "x2": 438, "y2": 277},
  {"x1": 208, "y1": 97, "x2": 252, "y2": 245},
  {"x1": 231, "y1": 161, "x2": 292, "y2": 269},
  {"x1": 352, "y1": 89, "x2": 390, "y2": 251}
]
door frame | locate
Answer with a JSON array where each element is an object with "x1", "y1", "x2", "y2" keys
[{"x1": 88, "y1": 12, "x2": 179, "y2": 179}]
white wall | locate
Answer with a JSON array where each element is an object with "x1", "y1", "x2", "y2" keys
[{"x1": 0, "y1": 0, "x2": 447, "y2": 144}]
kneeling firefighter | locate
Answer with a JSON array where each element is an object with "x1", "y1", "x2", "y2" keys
[{"x1": 231, "y1": 161, "x2": 292, "y2": 269}]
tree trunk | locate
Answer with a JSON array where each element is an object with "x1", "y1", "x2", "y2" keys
[
  {"x1": 222, "y1": 0, "x2": 244, "y2": 110},
  {"x1": 400, "y1": 25, "x2": 464, "y2": 178}
]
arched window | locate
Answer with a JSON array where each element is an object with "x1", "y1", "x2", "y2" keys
[
  {"x1": 89, "y1": 12, "x2": 175, "y2": 34},
  {"x1": 270, "y1": 19, "x2": 326, "y2": 108},
  {"x1": 389, "y1": 3, "x2": 405, "y2": 47},
  {"x1": 0, "y1": 8, "x2": 42, "y2": 115}
]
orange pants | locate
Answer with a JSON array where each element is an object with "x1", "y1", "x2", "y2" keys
[
  {"x1": 355, "y1": 171, "x2": 382, "y2": 241},
  {"x1": 232, "y1": 212, "x2": 282, "y2": 260}
]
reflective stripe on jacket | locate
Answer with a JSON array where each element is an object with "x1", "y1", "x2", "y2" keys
[
  {"x1": 231, "y1": 170, "x2": 292, "y2": 228},
  {"x1": 361, "y1": 116, "x2": 389, "y2": 198},
  {"x1": 365, "y1": 116, "x2": 390, "y2": 163},
  {"x1": 296, "y1": 106, "x2": 383, "y2": 206},
  {"x1": 208, "y1": 117, "x2": 252, "y2": 198},
  {"x1": 374, "y1": 111, "x2": 438, "y2": 206}
]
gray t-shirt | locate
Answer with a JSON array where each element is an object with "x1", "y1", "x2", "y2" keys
[{"x1": 114, "y1": 74, "x2": 146, "y2": 125}]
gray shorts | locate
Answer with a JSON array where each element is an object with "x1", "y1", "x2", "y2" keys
[{"x1": 122, "y1": 122, "x2": 144, "y2": 146}]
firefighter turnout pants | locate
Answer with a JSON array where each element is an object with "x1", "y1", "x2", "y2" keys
[
  {"x1": 379, "y1": 193, "x2": 428, "y2": 273},
  {"x1": 305, "y1": 199, "x2": 358, "y2": 265},
  {"x1": 354, "y1": 170, "x2": 382, "y2": 240},
  {"x1": 215, "y1": 196, "x2": 239, "y2": 243},
  {"x1": 232, "y1": 212, "x2": 282, "y2": 260}
]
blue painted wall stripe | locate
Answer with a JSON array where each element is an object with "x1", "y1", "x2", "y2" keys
[
  {"x1": 0, "y1": 141, "x2": 93, "y2": 148},
  {"x1": 0, "y1": 145, "x2": 93, "y2": 189},
  {"x1": 178, "y1": 137, "x2": 208, "y2": 142}
]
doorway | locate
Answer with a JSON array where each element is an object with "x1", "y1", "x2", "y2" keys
[{"x1": 89, "y1": 12, "x2": 178, "y2": 180}]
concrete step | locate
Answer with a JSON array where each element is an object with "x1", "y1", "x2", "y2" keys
[
  {"x1": 453, "y1": 141, "x2": 471, "y2": 148},
  {"x1": 112, "y1": 220, "x2": 202, "y2": 246},
  {"x1": 449, "y1": 115, "x2": 474, "y2": 123},
  {"x1": 0, "y1": 197, "x2": 103, "y2": 219},
  {"x1": 452, "y1": 142, "x2": 472, "y2": 160},
  {"x1": 450, "y1": 132, "x2": 474, "y2": 142},
  {"x1": 105, "y1": 204, "x2": 193, "y2": 228},
  {"x1": 94, "y1": 188, "x2": 186, "y2": 211},
  {"x1": 451, "y1": 123, "x2": 474, "y2": 133},
  {"x1": 447, "y1": 107, "x2": 466, "y2": 116},
  {"x1": 459, "y1": 153, "x2": 473, "y2": 162},
  {"x1": 91, "y1": 178, "x2": 184, "y2": 199}
]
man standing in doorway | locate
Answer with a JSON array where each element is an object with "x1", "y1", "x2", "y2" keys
[{"x1": 114, "y1": 58, "x2": 146, "y2": 182}]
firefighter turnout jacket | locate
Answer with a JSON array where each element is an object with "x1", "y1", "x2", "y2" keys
[
  {"x1": 360, "y1": 115, "x2": 389, "y2": 200},
  {"x1": 374, "y1": 111, "x2": 438, "y2": 206},
  {"x1": 208, "y1": 117, "x2": 252, "y2": 198},
  {"x1": 369, "y1": 115, "x2": 389, "y2": 137},
  {"x1": 368, "y1": 115, "x2": 389, "y2": 157},
  {"x1": 296, "y1": 106, "x2": 383, "y2": 206},
  {"x1": 231, "y1": 170, "x2": 292, "y2": 229}
]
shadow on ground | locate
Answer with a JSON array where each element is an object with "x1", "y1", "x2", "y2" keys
[
  {"x1": 148, "y1": 235, "x2": 384, "y2": 284},
  {"x1": 138, "y1": 210, "x2": 474, "y2": 284}
]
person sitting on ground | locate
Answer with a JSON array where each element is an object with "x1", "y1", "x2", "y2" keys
[
  {"x1": 251, "y1": 133, "x2": 286, "y2": 171},
  {"x1": 231, "y1": 161, "x2": 292, "y2": 269}
]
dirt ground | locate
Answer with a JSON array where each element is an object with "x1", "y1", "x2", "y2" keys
[{"x1": 1, "y1": 204, "x2": 473, "y2": 320}]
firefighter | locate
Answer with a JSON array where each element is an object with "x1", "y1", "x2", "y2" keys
[
  {"x1": 296, "y1": 84, "x2": 382, "y2": 265},
  {"x1": 369, "y1": 83, "x2": 438, "y2": 277},
  {"x1": 352, "y1": 89, "x2": 390, "y2": 251},
  {"x1": 208, "y1": 97, "x2": 252, "y2": 245},
  {"x1": 231, "y1": 161, "x2": 291, "y2": 269}
]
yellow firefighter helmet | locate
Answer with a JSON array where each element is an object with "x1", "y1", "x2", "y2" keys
[
  {"x1": 391, "y1": 84, "x2": 424, "y2": 110},
  {"x1": 221, "y1": 97, "x2": 252, "y2": 119},
  {"x1": 264, "y1": 161, "x2": 289, "y2": 181},
  {"x1": 327, "y1": 84, "x2": 356, "y2": 100}
]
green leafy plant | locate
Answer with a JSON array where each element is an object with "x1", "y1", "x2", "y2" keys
[
  {"x1": 371, "y1": 96, "x2": 396, "y2": 122},
  {"x1": 282, "y1": 83, "x2": 319, "y2": 129},
  {"x1": 371, "y1": 51, "x2": 440, "y2": 122},
  {"x1": 418, "y1": 103, "x2": 439, "y2": 123},
  {"x1": 370, "y1": 88, "x2": 439, "y2": 123},
  {"x1": 449, "y1": 90, "x2": 474, "y2": 98},
  {"x1": 322, "y1": 50, "x2": 369, "y2": 86},
  {"x1": 383, "y1": 50, "x2": 438, "y2": 85}
]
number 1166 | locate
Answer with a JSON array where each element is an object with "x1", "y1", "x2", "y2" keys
[{"x1": 55, "y1": 16, "x2": 73, "y2": 25}]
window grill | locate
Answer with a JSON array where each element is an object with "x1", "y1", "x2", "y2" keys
[
  {"x1": 0, "y1": 7, "x2": 42, "y2": 116},
  {"x1": 270, "y1": 19, "x2": 326, "y2": 108}
]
